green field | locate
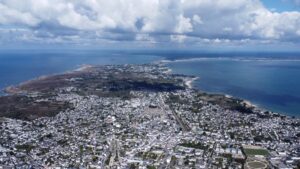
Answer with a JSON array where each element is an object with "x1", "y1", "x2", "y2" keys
[
  {"x1": 179, "y1": 142, "x2": 208, "y2": 150},
  {"x1": 244, "y1": 148, "x2": 269, "y2": 156}
]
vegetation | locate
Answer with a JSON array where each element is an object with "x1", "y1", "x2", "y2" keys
[
  {"x1": 0, "y1": 65, "x2": 184, "y2": 121},
  {"x1": 15, "y1": 144, "x2": 35, "y2": 153},
  {"x1": 129, "y1": 163, "x2": 139, "y2": 169},
  {"x1": 179, "y1": 142, "x2": 208, "y2": 150},
  {"x1": 143, "y1": 152, "x2": 159, "y2": 160},
  {"x1": 196, "y1": 93, "x2": 254, "y2": 114},
  {"x1": 167, "y1": 94, "x2": 189, "y2": 104},
  {"x1": 0, "y1": 95, "x2": 70, "y2": 121},
  {"x1": 105, "y1": 153, "x2": 111, "y2": 165},
  {"x1": 243, "y1": 148, "x2": 269, "y2": 156},
  {"x1": 92, "y1": 156, "x2": 98, "y2": 162},
  {"x1": 147, "y1": 165, "x2": 156, "y2": 169}
]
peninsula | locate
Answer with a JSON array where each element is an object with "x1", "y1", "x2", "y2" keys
[{"x1": 0, "y1": 64, "x2": 299, "y2": 169}]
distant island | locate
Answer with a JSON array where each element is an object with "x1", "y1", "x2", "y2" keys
[{"x1": 0, "y1": 64, "x2": 299, "y2": 168}]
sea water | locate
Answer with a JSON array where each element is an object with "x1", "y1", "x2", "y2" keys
[
  {"x1": 0, "y1": 50, "x2": 299, "y2": 117},
  {"x1": 167, "y1": 56, "x2": 300, "y2": 117}
]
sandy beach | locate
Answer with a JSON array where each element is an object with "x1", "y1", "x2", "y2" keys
[
  {"x1": 185, "y1": 77, "x2": 199, "y2": 89},
  {"x1": 74, "y1": 64, "x2": 93, "y2": 71}
]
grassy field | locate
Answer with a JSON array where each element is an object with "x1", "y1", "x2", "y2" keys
[
  {"x1": 244, "y1": 148, "x2": 269, "y2": 156},
  {"x1": 179, "y1": 142, "x2": 208, "y2": 150}
]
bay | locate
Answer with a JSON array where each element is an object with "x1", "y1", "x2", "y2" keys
[{"x1": 0, "y1": 50, "x2": 299, "y2": 117}]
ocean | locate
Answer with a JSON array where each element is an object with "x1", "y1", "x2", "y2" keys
[
  {"x1": 0, "y1": 50, "x2": 299, "y2": 117},
  {"x1": 0, "y1": 50, "x2": 161, "y2": 93},
  {"x1": 167, "y1": 57, "x2": 300, "y2": 117}
]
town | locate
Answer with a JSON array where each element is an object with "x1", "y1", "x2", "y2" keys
[{"x1": 0, "y1": 64, "x2": 299, "y2": 169}]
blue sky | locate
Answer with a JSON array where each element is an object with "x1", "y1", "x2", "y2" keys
[
  {"x1": 0, "y1": 0, "x2": 300, "y2": 51},
  {"x1": 262, "y1": 0, "x2": 300, "y2": 11}
]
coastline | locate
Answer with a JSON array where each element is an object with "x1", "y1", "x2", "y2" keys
[
  {"x1": 171, "y1": 67, "x2": 291, "y2": 118},
  {"x1": 0, "y1": 63, "x2": 296, "y2": 118},
  {"x1": 165, "y1": 65, "x2": 199, "y2": 89},
  {"x1": 163, "y1": 59, "x2": 299, "y2": 118},
  {"x1": 159, "y1": 57, "x2": 300, "y2": 63},
  {"x1": 163, "y1": 65, "x2": 198, "y2": 89},
  {"x1": 185, "y1": 77, "x2": 199, "y2": 89},
  {"x1": 3, "y1": 64, "x2": 93, "y2": 95},
  {"x1": 224, "y1": 94, "x2": 258, "y2": 110},
  {"x1": 1, "y1": 64, "x2": 299, "y2": 168},
  {"x1": 74, "y1": 64, "x2": 93, "y2": 72},
  {"x1": 165, "y1": 65, "x2": 286, "y2": 117},
  {"x1": 0, "y1": 90, "x2": 5, "y2": 96}
]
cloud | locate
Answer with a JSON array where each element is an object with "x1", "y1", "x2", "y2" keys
[
  {"x1": 192, "y1": 15, "x2": 203, "y2": 25},
  {"x1": 0, "y1": 3, "x2": 39, "y2": 26},
  {"x1": 0, "y1": 0, "x2": 299, "y2": 47}
]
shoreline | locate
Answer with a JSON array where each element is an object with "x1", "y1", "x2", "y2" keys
[
  {"x1": 3, "y1": 64, "x2": 93, "y2": 95},
  {"x1": 177, "y1": 71, "x2": 293, "y2": 118},
  {"x1": 1, "y1": 63, "x2": 299, "y2": 168},
  {"x1": 184, "y1": 77, "x2": 199, "y2": 89},
  {"x1": 163, "y1": 61, "x2": 298, "y2": 118},
  {"x1": 0, "y1": 63, "x2": 297, "y2": 118},
  {"x1": 159, "y1": 57, "x2": 300, "y2": 63},
  {"x1": 224, "y1": 94, "x2": 258, "y2": 109},
  {"x1": 165, "y1": 65, "x2": 199, "y2": 89},
  {"x1": 74, "y1": 64, "x2": 93, "y2": 71}
]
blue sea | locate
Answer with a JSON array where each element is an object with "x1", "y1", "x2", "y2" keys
[
  {"x1": 0, "y1": 50, "x2": 161, "y2": 92},
  {"x1": 0, "y1": 50, "x2": 300, "y2": 117}
]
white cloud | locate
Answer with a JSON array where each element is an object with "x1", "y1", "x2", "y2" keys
[
  {"x1": 0, "y1": 0, "x2": 299, "y2": 46},
  {"x1": 192, "y1": 15, "x2": 203, "y2": 25},
  {"x1": 241, "y1": 10, "x2": 300, "y2": 39},
  {"x1": 135, "y1": 34, "x2": 156, "y2": 43},
  {"x1": 171, "y1": 35, "x2": 188, "y2": 43},
  {"x1": 0, "y1": 3, "x2": 39, "y2": 26},
  {"x1": 174, "y1": 15, "x2": 193, "y2": 33}
]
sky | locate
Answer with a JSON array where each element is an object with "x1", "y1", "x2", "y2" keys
[
  {"x1": 0, "y1": 0, "x2": 300, "y2": 51},
  {"x1": 262, "y1": 0, "x2": 300, "y2": 11}
]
